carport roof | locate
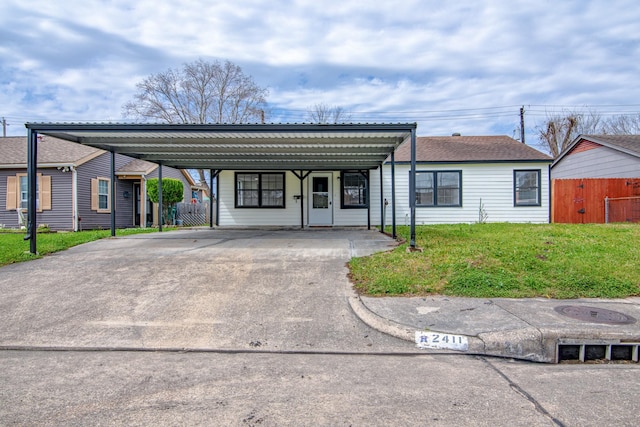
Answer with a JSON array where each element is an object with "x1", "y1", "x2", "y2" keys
[{"x1": 25, "y1": 122, "x2": 416, "y2": 170}]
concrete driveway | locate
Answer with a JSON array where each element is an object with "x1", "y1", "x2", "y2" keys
[{"x1": 0, "y1": 228, "x2": 411, "y2": 352}]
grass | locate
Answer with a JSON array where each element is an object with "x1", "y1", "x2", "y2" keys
[
  {"x1": 0, "y1": 227, "x2": 173, "y2": 267},
  {"x1": 349, "y1": 223, "x2": 640, "y2": 299}
]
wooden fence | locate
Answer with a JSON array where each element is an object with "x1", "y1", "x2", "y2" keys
[{"x1": 552, "y1": 178, "x2": 640, "y2": 223}]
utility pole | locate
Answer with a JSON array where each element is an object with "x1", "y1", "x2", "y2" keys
[
  {"x1": 519, "y1": 107, "x2": 525, "y2": 144},
  {"x1": 2, "y1": 117, "x2": 6, "y2": 137}
]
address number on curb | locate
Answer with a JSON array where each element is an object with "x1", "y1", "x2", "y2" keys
[{"x1": 415, "y1": 331, "x2": 469, "y2": 351}]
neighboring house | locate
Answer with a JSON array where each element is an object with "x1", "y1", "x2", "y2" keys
[
  {"x1": 383, "y1": 135, "x2": 553, "y2": 225},
  {"x1": 0, "y1": 135, "x2": 196, "y2": 230},
  {"x1": 215, "y1": 134, "x2": 552, "y2": 227},
  {"x1": 551, "y1": 134, "x2": 640, "y2": 223}
]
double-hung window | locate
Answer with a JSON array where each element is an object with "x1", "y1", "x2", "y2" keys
[
  {"x1": 91, "y1": 177, "x2": 111, "y2": 213},
  {"x1": 414, "y1": 171, "x2": 461, "y2": 207},
  {"x1": 514, "y1": 170, "x2": 541, "y2": 206},
  {"x1": 235, "y1": 172, "x2": 285, "y2": 208},
  {"x1": 341, "y1": 171, "x2": 368, "y2": 209}
]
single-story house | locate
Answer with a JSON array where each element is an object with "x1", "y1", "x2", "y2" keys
[
  {"x1": 1, "y1": 135, "x2": 197, "y2": 230},
  {"x1": 551, "y1": 134, "x2": 640, "y2": 223},
  {"x1": 384, "y1": 135, "x2": 553, "y2": 225}
]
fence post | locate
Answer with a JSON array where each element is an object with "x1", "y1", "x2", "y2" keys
[{"x1": 605, "y1": 197, "x2": 609, "y2": 224}]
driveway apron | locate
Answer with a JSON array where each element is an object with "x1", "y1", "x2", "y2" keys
[{"x1": 0, "y1": 229, "x2": 409, "y2": 352}]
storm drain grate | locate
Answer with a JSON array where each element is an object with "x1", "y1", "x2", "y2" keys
[{"x1": 557, "y1": 340, "x2": 640, "y2": 363}]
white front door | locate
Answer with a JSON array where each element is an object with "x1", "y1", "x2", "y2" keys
[{"x1": 308, "y1": 173, "x2": 333, "y2": 225}]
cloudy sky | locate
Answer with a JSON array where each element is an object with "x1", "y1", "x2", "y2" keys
[{"x1": 1, "y1": 0, "x2": 639, "y2": 148}]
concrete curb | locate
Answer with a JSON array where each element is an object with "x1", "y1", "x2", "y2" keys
[{"x1": 348, "y1": 294, "x2": 559, "y2": 362}]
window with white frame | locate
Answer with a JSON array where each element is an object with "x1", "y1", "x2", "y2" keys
[
  {"x1": 415, "y1": 171, "x2": 461, "y2": 207},
  {"x1": 98, "y1": 178, "x2": 109, "y2": 210},
  {"x1": 19, "y1": 175, "x2": 40, "y2": 210},
  {"x1": 514, "y1": 170, "x2": 541, "y2": 206}
]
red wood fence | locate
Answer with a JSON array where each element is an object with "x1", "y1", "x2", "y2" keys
[{"x1": 552, "y1": 178, "x2": 640, "y2": 223}]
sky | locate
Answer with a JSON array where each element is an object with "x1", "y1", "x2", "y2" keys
[{"x1": 1, "y1": 0, "x2": 639, "y2": 150}]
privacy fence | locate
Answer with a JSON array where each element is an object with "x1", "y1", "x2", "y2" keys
[
  {"x1": 552, "y1": 178, "x2": 640, "y2": 223},
  {"x1": 175, "y1": 201, "x2": 214, "y2": 226}
]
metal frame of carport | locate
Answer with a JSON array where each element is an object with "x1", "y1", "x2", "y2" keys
[{"x1": 23, "y1": 122, "x2": 418, "y2": 254}]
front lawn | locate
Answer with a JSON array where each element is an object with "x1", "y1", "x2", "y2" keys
[
  {"x1": 0, "y1": 227, "x2": 171, "y2": 267},
  {"x1": 349, "y1": 223, "x2": 640, "y2": 299}
]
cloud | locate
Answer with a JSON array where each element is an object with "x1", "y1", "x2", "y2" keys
[{"x1": 1, "y1": 0, "x2": 639, "y2": 143}]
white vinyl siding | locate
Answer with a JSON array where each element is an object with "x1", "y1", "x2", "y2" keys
[{"x1": 383, "y1": 163, "x2": 550, "y2": 225}]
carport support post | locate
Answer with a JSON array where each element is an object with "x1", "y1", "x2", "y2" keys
[
  {"x1": 209, "y1": 169, "x2": 214, "y2": 228},
  {"x1": 363, "y1": 170, "x2": 371, "y2": 230},
  {"x1": 379, "y1": 164, "x2": 384, "y2": 232},
  {"x1": 391, "y1": 151, "x2": 396, "y2": 239},
  {"x1": 215, "y1": 171, "x2": 220, "y2": 227},
  {"x1": 158, "y1": 163, "x2": 163, "y2": 232},
  {"x1": 110, "y1": 151, "x2": 116, "y2": 237},
  {"x1": 410, "y1": 128, "x2": 416, "y2": 248},
  {"x1": 292, "y1": 170, "x2": 311, "y2": 229},
  {"x1": 26, "y1": 129, "x2": 38, "y2": 254}
]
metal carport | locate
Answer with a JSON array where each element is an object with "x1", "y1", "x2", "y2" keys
[{"x1": 23, "y1": 122, "x2": 418, "y2": 253}]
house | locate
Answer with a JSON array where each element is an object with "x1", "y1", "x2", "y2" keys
[
  {"x1": 1, "y1": 135, "x2": 197, "y2": 230},
  {"x1": 384, "y1": 135, "x2": 553, "y2": 225},
  {"x1": 551, "y1": 134, "x2": 640, "y2": 223},
  {"x1": 216, "y1": 134, "x2": 552, "y2": 227}
]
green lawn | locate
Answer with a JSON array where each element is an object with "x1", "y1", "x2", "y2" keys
[
  {"x1": 349, "y1": 223, "x2": 640, "y2": 299},
  {"x1": 0, "y1": 227, "x2": 171, "y2": 267}
]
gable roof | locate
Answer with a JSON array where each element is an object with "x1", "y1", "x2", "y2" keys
[
  {"x1": 552, "y1": 134, "x2": 640, "y2": 168},
  {"x1": 392, "y1": 135, "x2": 552, "y2": 163},
  {"x1": 116, "y1": 158, "x2": 158, "y2": 175},
  {"x1": 0, "y1": 135, "x2": 104, "y2": 168}
]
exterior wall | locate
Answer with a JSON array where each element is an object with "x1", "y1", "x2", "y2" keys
[
  {"x1": 77, "y1": 153, "x2": 135, "y2": 230},
  {"x1": 217, "y1": 170, "x2": 384, "y2": 227},
  {"x1": 552, "y1": 146, "x2": 640, "y2": 179},
  {"x1": 382, "y1": 162, "x2": 551, "y2": 225},
  {"x1": 0, "y1": 168, "x2": 73, "y2": 230}
]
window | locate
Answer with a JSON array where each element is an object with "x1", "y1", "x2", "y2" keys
[
  {"x1": 91, "y1": 177, "x2": 111, "y2": 213},
  {"x1": 414, "y1": 171, "x2": 461, "y2": 207},
  {"x1": 514, "y1": 170, "x2": 541, "y2": 206},
  {"x1": 19, "y1": 176, "x2": 38, "y2": 210},
  {"x1": 5, "y1": 173, "x2": 50, "y2": 212},
  {"x1": 341, "y1": 171, "x2": 368, "y2": 208},
  {"x1": 235, "y1": 172, "x2": 285, "y2": 208}
]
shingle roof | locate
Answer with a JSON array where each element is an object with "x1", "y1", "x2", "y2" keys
[
  {"x1": 0, "y1": 135, "x2": 104, "y2": 166},
  {"x1": 116, "y1": 158, "x2": 158, "y2": 175},
  {"x1": 392, "y1": 135, "x2": 552, "y2": 163},
  {"x1": 578, "y1": 135, "x2": 640, "y2": 157}
]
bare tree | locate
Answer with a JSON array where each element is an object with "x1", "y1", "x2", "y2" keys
[
  {"x1": 536, "y1": 109, "x2": 603, "y2": 157},
  {"x1": 601, "y1": 114, "x2": 640, "y2": 134},
  {"x1": 123, "y1": 59, "x2": 269, "y2": 193},
  {"x1": 305, "y1": 103, "x2": 351, "y2": 124}
]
